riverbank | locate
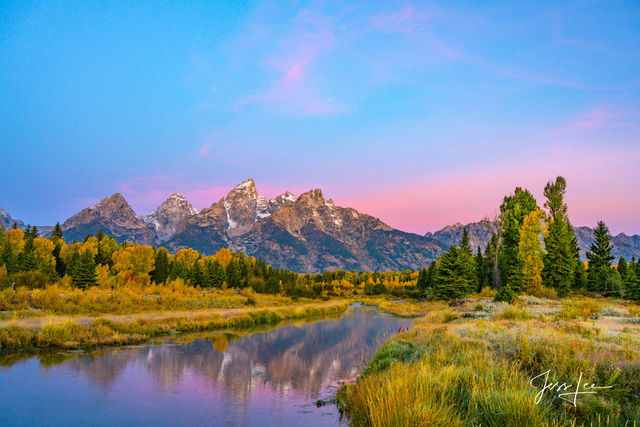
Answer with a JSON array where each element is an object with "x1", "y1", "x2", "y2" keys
[
  {"x1": 338, "y1": 296, "x2": 640, "y2": 426},
  {"x1": 0, "y1": 300, "x2": 349, "y2": 350}
]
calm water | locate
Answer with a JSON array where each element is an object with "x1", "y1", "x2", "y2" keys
[{"x1": 0, "y1": 304, "x2": 412, "y2": 426}]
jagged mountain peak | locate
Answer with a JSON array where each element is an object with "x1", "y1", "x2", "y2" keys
[
  {"x1": 62, "y1": 193, "x2": 153, "y2": 244},
  {"x1": 156, "y1": 193, "x2": 199, "y2": 215},
  {"x1": 142, "y1": 193, "x2": 200, "y2": 243},
  {"x1": 227, "y1": 178, "x2": 257, "y2": 197}
]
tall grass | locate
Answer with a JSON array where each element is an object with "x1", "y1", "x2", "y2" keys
[
  {"x1": 339, "y1": 299, "x2": 640, "y2": 426},
  {"x1": 0, "y1": 301, "x2": 349, "y2": 350}
]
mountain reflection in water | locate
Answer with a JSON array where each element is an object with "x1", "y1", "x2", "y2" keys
[{"x1": 0, "y1": 304, "x2": 412, "y2": 427}]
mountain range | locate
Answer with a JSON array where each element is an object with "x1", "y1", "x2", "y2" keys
[{"x1": 2, "y1": 179, "x2": 639, "y2": 272}]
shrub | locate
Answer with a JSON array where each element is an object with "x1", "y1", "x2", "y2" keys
[{"x1": 494, "y1": 285, "x2": 516, "y2": 304}]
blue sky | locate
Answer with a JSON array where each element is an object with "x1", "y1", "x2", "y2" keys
[{"x1": 1, "y1": 0, "x2": 639, "y2": 233}]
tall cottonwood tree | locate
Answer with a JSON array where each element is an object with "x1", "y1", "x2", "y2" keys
[{"x1": 518, "y1": 209, "x2": 545, "y2": 293}]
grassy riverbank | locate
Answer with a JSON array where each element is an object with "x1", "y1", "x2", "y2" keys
[
  {"x1": 0, "y1": 300, "x2": 349, "y2": 350},
  {"x1": 339, "y1": 296, "x2": 640, "y2": 426}
]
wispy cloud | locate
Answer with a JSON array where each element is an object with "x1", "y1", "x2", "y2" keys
[
  {"x1": 196, "y1": 142, "x2": 211, "y2": 157},
  {"x1": 238, "y1": 9, "x2": 347, "y2": 115},
  {"x1": 372, "y1": 5, "x2": 431, "y2": 34}
]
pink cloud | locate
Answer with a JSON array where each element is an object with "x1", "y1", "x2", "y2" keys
[
  {"x1": 238, "y1": 9, "x2": 346, "y2": 115},
  {"x1": 333, "y1": 147, "x2": 640, "y2": 235},
  {"x1": 197, "y1": 142, "x2": 211, "y2": 157}
]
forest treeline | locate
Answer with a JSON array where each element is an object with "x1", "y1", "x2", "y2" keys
[
  {"x1": 417, "y1": 176, "x2": 640, "y2": 302},
  {"x1": 0, "y1": 224, "x2": 416, "y2": 300},
  {"x1": 1, "y1": 175, "x2": 638, "y2": 302}
]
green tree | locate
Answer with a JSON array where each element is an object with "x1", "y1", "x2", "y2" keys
[
  {"x1": 50, "y1": 222, "x2": 63, "y2": 241},
  {"x1": 586, "y1": 221, "x2": 618, "y2": 293},
  {"x1": 475, "y1": 247, "x2": 487, "y2": 292},
  {"x1": 150, "y1": 248, "x2": 170, "y2": 284},
  {"x1": 71, "y1": 250, "x2": 98, "y2": 288},
  {"x1": 542, "y1": 176, "x2": 574, "y2": 297},
  {"x1": 498, "y1": 187, "x2": 539, "y2": 292},
  {"x1": 433, "y1": 240, "x2": 476, "y2": 301},
  {"x1": 518, "y1": 209, "x2": 545, "y2": 293},
  {"x1": 204, "y1": 259, "x2": 226, "y2": 288},
  {"x1": 617, "y1": 257, "x2": 628, "y2": 280}
]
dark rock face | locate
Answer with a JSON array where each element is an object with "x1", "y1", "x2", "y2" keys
[{"x1": 61, "y1": 193, "x2": 154, "y2": 244}]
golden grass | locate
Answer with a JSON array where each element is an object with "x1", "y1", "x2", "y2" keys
[
  {"x1": 0, "y1": 301, "x2": 349, "y2": 350},
  {"x1": 339, "y1": 297, "x2": 640, "y2": 426}
]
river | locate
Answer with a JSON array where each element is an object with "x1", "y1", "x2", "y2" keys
[{"x1": 0, "y1": 304, "x2": 412, "y2": 426}]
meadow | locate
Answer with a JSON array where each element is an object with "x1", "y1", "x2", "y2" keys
[{"x1": 338, "y1": 293, "x2": 640, "y2": 426}]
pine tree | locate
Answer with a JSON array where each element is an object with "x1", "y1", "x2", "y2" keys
[
  {"x1": 226, "y1": 259, "x2": 241, "y2": 287},
  {"x1": 50, "y1": 222, "x2": 63, "y2": 241},
  {"x1": 617, "y1": 257, "x2": 628, "y2": 280},
  {"x1": 586, "y1": 221, "x2": 617, "y2": 293},
  {"x1": 416, "y1": 268, "x2": 428, "y2": 291},
  {"x1": 204, "y1": 259, "x2": 226, "y2": 288},
  {"x1": 71, "y1": 250, "x2": 97, "y2": 288},
  {"x1": 96, "y1": 229, "x2": 105, "y2": 241},
  {"x1": 624, "y1": 271, "x2": 640, "y2": 301},
  {"x1": 475, "y1": 247, "x2": 487, "y2": 292},
  {"x1": 150, "y1": 248, "x2": 170, "y2": 284},
  {"x1": 542, "y1": 176, "x2": 574, "y2": 297},
  {"x1": 425, "y1": 260, "x2": 437, "y2": 289},
  {"x1": 17, "y1": 236, "x2": 37, "y2": 272},
  {"x1": 433, "y1": 243, "x2": 475, "y2": 301}
]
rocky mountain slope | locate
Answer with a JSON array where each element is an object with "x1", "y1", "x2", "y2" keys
[
  {"x1": 5, "y1": 178, "x2": 639, "y2": 271},
  {"x1": 0, "y1": 205, "x2": 24, "y2": 229},
  {"x1": 141, "y1": 193, "x2": 199, "y2": 244},
  {"x1": 425, "y1": 221, "x2": 492, "y2": 252},
  {"x1": 61, "y1": 193, "x2": 155, "y2": 245},
  {"x1": 165, "y1": 180, "x2": 446, "y2": 272}
]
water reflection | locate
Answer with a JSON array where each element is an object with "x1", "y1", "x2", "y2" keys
[{"x1": 0, "y1": 305, "x2": 412, "y2": 427}]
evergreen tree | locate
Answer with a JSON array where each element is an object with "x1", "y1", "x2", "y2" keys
[
  {"x1": 542, "y1": 176, "x2": 574, "y2": 297},
  {"x1": 190, "y1": 261, "x2": 204, "y2": 287},
  {"x1": 542, "y1": 220, "x2": 573, "y2": 296},
  {"x1": 204, "y1": 259, "x2": 226, "y2": 288},
  {"x1": 226, "y1": 259, "x2": 241, "y2": 287},
  {"x1": 586, "y1": 221, "x2": 617, "y2": 293},
  {"x1": 433, "y1": 243, "x2": 475, "y2": 301},
  {"x1": 475, "y1": 247, "x2": 487, "y2": 292},
  {"x1": 71, "y1": 250, "x2": 97, "y2": 288},
  {"x1": 416, "y1": 268, "x2": 428, "y2": 291},
  {"x1": 0, "y1": 240, "x2": 17, "y2": 273},
  {"x1": 50, "y1": 222, "x2": 63, "y2": 241},
  {"x1": 52, "y1": 242, "x2": 66, "y2": 277},
  {"x1": 617, "y1": 257, "x2": 628, "y2": 280},
  {"x1": 150, "y1": 248, "x2": 170, "y2": 284},
  {"x1": 425, "y1": 260, "x2": 437, "y2": 289},
  {"x1": 498, "y1": 188, "x2": 539, "y2": 292},
  {"x1": 17, "y1": 236, "x2": 37, "y2": 272},
  {"x1": 624, "y1": 271, "x2": 640, "y2": 301},
  {"x1": 484, "y1": 232, "x2": 500, "y2": 288},
  {"x1": 96, "y1": 229, "x2": 105, "y2": 241}
]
